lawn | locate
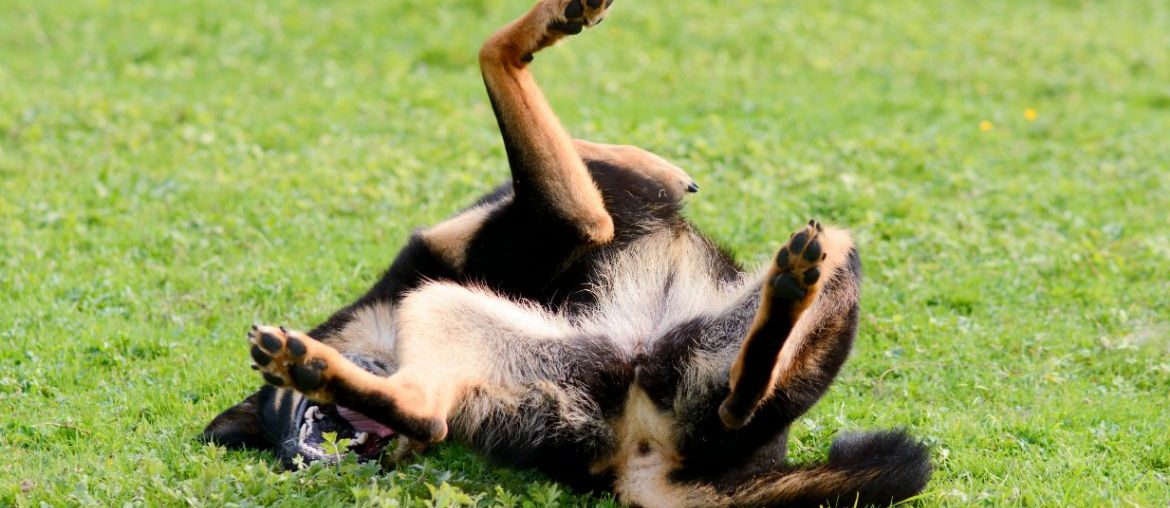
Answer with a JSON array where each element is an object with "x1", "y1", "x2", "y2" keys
[{"x1": 2, "y1": 0, "x2": 1168, "y2": 505}]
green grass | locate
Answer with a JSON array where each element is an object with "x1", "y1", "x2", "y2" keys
[{"x1": 2, "y1": 0, "x2": 1168, "y2": 505}]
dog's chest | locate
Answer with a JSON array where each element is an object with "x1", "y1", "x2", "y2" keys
[{"x1": 576, "y1": 231, "x2": 747, "y2": 355}]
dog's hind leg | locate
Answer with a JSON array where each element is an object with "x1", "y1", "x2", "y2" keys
[
  {"x1": 479, "y1": 0, "x2": 617, "y2": 244},
  {"x1": 246, "y1": 282, "x2": 591, "y2": 445},
  {"x1": 719, "y1": 221, "x2": 861, "y2": 429},
  {"x1": 247, "y1": 323, "x2": 450, "y2": 443},
  {"x1": 574, "y1": 139, "x2": 699, "y2": 200}
]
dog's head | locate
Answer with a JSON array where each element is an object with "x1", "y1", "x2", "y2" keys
[{"x1": 201, "y1": 356, "x2": 398, "y2": 467}]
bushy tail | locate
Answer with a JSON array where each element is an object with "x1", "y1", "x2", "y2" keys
[{"x1": 728, "y1": 429, "x2": 932, "y2": 507}]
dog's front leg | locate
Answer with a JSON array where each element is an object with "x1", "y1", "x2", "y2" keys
[{"x1": 479, "y1": 0, "x2": 616, "y2": 244}]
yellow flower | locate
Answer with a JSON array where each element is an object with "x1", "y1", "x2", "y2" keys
[
  {"x1": 979, "y1": 120, "x2": 993, "y2": 132},
  {"x1": 1024, "y1": 108, "x2": 1038, "y2": 121}
]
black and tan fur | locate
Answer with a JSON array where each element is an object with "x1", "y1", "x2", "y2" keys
[{"x1": 202, "y1": 1, "x2": 931, "y2": 506}]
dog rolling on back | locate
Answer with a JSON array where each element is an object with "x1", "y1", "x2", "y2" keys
[{"x1": 202, "y1": 1, "x2": 931, "y2": 506}]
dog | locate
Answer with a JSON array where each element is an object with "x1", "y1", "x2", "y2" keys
[{"x1": 202, "y1": 1, "x2": 931, "y2": 506}]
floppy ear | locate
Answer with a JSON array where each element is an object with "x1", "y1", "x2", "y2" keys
[{"x1": 200, "y1": 388, "x2": 272, "y2": 450}]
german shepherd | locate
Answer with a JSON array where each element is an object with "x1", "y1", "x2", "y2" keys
[{"x1": 202, "y1": 1, "x2": 931, "y2": 506}]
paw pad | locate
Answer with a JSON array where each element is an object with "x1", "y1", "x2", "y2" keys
[
  {"x1": 771, "y1": 220, "x2": 827, "y2": 300},
  {"x1": 548, "y1": 0, "x2": 611, "y2": 34},
  {"x1": 247, "y1": 325, "x2": 331, "y2": 393},
  {"x1": 564, "y1": 0, "x2": 584, "y2": 18}
]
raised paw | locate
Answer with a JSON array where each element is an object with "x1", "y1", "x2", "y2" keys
[
  {"x1": 485, "y1": 0, "x2": 615, "y2": 64},
  {"x1": 769, "y1": 220, "x2": 827, "y2": 302},
  {"x1": 248, "y1": 325, "x2": 335, "y2": 400},
  {"x1": 550, "y1": 0, "x2": 613, "y2": 34}
]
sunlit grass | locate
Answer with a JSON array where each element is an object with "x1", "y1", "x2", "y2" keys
[{"x1": 2, "y1": 0, "x2": 1168, "y2": 505}]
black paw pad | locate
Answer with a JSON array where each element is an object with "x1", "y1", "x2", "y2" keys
[
  {"x1": 259, "y1": 332, "x2": 282, "y2": 353},
  {"x1": 262, "y1": 372, "x2": 286, "y2": 387},
  {"x1": 802, "y1": 267, "x2": 820, "y2": 286},
  {"x1": 290, "y1": 361, "x2": 326, "y2": 391},
  {"x1": 549, "y1": 21, "x2": 583, "y2": 34},
  {"x1": 776, "y1": 249, "x2": 790, "y2": 268},
  {"x1": 586, "y1": 0, "x2": 602, "y2": 8},
  {"x1": 789, "y1": 230, "x2": 809, "y2": 254},
  {"x1": 564, "y1": 0, "x2": 584, "y2": 18},
  {"x1": 803, "y1": 238, "x2": 823, "y2": 262},
  {"x1": 250, "y1": 345, "x2": 273, "y2": 366},
  {"x1": 286, "y1": 337, "x2": 307, "y2": 359},
  {"x1": 772, "y1": 273, "x2": 807, "y2": 300}
]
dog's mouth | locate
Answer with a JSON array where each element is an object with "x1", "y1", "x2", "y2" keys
[
  {"x1": 254, "y1": 354, "x2": 400, "y2": 468},
  {"x1": 278, "y1": 397, "x2": 396, "y2": 466}
]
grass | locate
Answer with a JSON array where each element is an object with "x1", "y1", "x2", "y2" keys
[{"x1": 2, "y1": 0, "x2": 1168, "y2": 505}]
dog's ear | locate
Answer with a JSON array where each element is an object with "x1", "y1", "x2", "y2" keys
[{"x1": 199, "y1": 388, "x2": 272, "y2": 450}]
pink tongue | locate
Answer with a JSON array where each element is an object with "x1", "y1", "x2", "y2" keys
[{"x1": 336, "y1": 405, "x2": 396, "y2": 438}]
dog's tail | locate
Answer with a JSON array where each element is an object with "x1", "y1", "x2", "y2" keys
[{"x1": 725, "y1": 429, "x2": 931, "y2": 507}]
